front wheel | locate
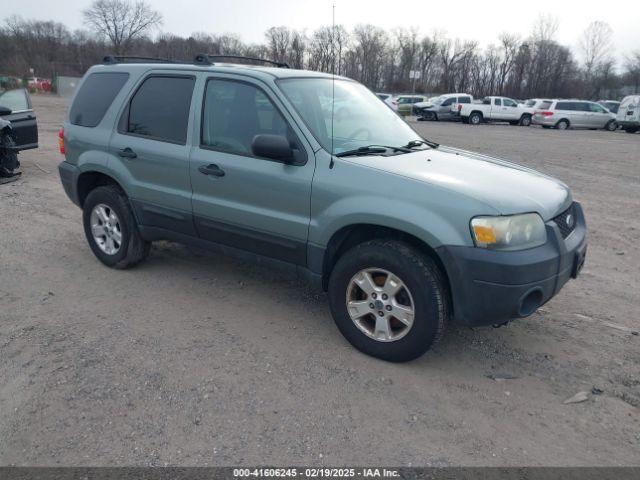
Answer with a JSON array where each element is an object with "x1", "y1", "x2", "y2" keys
[
  {"x1": 328, "y1": 240, "x2": 448, "y2": 362},
  {"x1": 82, "y1": 185, "x2": 150, "y2": 269}
]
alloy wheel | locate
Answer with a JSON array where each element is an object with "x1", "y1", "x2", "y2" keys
[
  {"x1": 90, "y1": 203, "x2": 122, "y2": 255},
  {"x1": 345, "y1": 268, "x2": 415, "y2": 342}
]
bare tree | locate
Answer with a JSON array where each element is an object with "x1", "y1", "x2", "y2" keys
[
  {"x1": 83, "y1": 0, "x2": 162, "y2": 55},
  {"x1": 580, "y1": 21, "x2": 614, "y2": 83},
  {"x1": 624, "y1": 50, "x2": 640, "y2": 93}
]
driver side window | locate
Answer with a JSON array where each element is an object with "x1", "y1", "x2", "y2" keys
[{"x1": 201, "y1": 79, "x2": 300, "y2": 158}]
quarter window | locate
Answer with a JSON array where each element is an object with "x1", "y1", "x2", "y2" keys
[
  {"x1": 70, "y1": 72, "x2": 129, "y2": 127},
  {"x1": 201, "y1": 79, "x2": 300, "y2": 158},
  {"x1": 124, "y1": 76, "x2": 195, "y2": 144}
]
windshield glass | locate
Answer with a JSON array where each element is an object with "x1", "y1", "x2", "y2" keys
[{"x1": 278, "y1": 78, "x2": 424, "y2": 155}]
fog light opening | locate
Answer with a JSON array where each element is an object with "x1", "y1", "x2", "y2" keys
[{"x1": 519, "y1": 289, "x2": 543, "y2": 317}]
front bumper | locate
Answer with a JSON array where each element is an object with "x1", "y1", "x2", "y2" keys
[{"x1": 436, "y1": 202, "x2": 587, "y2": 326}]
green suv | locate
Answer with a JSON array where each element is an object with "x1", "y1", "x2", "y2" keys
[{"x1": 58, "y1": 55, "x2": 587, "y2": 362}]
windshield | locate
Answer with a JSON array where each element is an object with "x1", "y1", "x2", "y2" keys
[{"x1": 278, "y1": 78, "x2": 424, "y2": 155}]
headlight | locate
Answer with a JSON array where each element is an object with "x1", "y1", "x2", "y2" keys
[{"x1": 471, "y1": 213, "x2": 547, "y2": 251}]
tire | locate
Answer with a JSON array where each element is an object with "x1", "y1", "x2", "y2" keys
[
  {"x1": 328, "y1": 240, "x2": 449, "y2": 362},
  {"x1": 519, "y1": 115, "x2": 532, "y2": 126},
  {"x1": 556, "y1": 119, "x2": 570, "y2": 130},
  {"x1": 468, "y1": 112, "x2": 482, "y2": 125},
  {"x1": 82, "y1": 185, "x2": 150, "y2": 269},
  {"x1": 424, "y1": 111, "x2": 437, "y2": 121},
  {"x1": 605, "y1": 121, "x2": 617, "y2": 131}
]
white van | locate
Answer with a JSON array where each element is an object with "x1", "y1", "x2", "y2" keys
[{"x1": 616, "y1": 95, "x2": 640, "y2": 133}]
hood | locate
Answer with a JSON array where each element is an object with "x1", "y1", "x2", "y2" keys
[{"x1": 344, "y1": 145, "x2": 571, "y2": 220}]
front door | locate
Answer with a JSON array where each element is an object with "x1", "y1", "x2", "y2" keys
[
  {"x1": 109, "y1": 73, "x2": 197, "y2": 235},
  {"x1": 189, "y1": 76, "x2": 315, "y2": 265},
  {"x1": 0, "y1": 88, "x2": 38, "y2": 149},
  {"x1": 502, "y1": 98, "x2": 519, "y2": 120}
]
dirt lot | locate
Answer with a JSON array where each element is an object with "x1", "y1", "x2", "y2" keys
[{"x1": 1, "y1": 94, "x2": 639, "y2": 466}]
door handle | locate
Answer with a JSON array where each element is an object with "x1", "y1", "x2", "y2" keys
[
  {"x1": 118, "y1": 147, "x2": 137, "y2": 159},
  {"x1": 198, "y1": 164, "x2": 225, "y2": 177}
]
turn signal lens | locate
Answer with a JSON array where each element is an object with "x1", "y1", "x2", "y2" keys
[{"x1": 472, "y1": 225, "x2": 497, "y2": 244}]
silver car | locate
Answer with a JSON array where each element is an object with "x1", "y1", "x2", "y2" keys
[{"x1": 532, "y1": 99, "x2": 617, "y2": 131}]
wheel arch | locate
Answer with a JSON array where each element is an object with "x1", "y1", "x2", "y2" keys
[
  {"x1": 76, "y1": 170, "x2": 126, "y2": 207},
  {"x1": 320, "y1": 224, "x2": 452, "y2": 303}
]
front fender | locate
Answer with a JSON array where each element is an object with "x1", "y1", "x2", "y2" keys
[{"x1": 309, "y1": 195, "x2": 472, "y2": 249}]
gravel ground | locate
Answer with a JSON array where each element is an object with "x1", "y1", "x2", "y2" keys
[{"x1": 0, "y1": 95, "x2": 639, "y2": 466}]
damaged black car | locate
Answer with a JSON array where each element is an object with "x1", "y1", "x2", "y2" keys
[{"x1": 0, "y1": 88, "x2": 39, "y2": 181}]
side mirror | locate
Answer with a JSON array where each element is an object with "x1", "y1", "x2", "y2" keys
[
  {"x1": 0, "y1": 106, "x2": 12, "y2": 116},
  {"x1": 252, "y1": 134, "x2": 295, "y2": 164}
]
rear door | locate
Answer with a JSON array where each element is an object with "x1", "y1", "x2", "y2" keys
[
  {"x1": 490, "y1": 98, "x2": 503, "y2": 119},
  {"x1": 109, "y1": 73, "x2": 197, "y2": 235},
  {"x1": 189, "y1": 75, "x2": 315, "y2": 265},
  {"x1": 0, "y1": 88, "x2": 38, "y2": 149}
]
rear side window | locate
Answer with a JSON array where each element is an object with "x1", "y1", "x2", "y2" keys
[
  {"x1": 458, "y1": 96, "x2": 471, "y2": 104},
  {"x1": 124, "y1": 76, "x2": 195, "y2": 144},
  {"x1": 70, "y1": 72, "x2": 129, "y2": 127},
  {"x1": 503, "y1": 99, "x2": 517, "y2": 107},
  {"x1": 494, "y1": 98, "x2": 502, "y2": 106},
  {"x1": 556, "y1": 102, "x2": 574, "y2": 111}
]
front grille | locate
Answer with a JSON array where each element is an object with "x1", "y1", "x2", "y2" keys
[{"x1": 553, "y1": 203, "x2": 577, "y2": 239}]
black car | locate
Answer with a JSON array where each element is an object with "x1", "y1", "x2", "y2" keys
[{"x1": 0, "y1": 88, "x2": 39, "y2": 150}]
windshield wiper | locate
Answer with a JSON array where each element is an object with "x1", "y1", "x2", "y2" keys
[
  {"x1": 404, "y1": 139, "x2": 439, "y2": 149},
  {"x1": 335, "y1": 144, "x2": 411, "y2": 158}
]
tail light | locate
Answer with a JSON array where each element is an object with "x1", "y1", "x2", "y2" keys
[
  {"x1": 538, "y1": 111, "x2": 554, "y2": 117},
  {"x1": 58, "y1": 127, "x2": 65, "y2": 154},
  {"x1": 458, "y1": 104, "x2": 463, "y2": 111}
]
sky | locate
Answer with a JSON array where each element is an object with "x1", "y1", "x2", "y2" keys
[{"x1": 3, "y1": 0, "x2": 639, "y2": 62}]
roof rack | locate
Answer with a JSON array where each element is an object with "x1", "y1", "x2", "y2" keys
[
  {"x1": 102, "y1": 55, "x2": 181, "y2": 65},
  {"x1": 193, "y1": 53, "x2": 290, "y2": 69}
]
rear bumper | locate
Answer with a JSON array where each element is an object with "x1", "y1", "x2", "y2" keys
[
  {"x1": 58, "y1": 161, "x2": 81, "y2": 207},
  {"x1": 436, "y1": 202, "x2": 587, "y2": 326},
  {"x1": 532, "y1": 116, "x2": 556, "y2": 126}
]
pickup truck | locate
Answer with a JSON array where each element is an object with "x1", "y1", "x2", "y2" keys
[{"x1": 460, "y1": 96, "x2": 534, "y2": 126}]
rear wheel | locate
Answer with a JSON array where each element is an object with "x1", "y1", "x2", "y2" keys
[
  {"x1": 468, "y1": 112, "x2": 483, "y2": 125},
  {"x1": 519, "y1": 115, "x2": 532, "y2": 126},
  {"x1": 328, "y1": 240, "x2": 448, "y2": 362},
  {"x1": 556, "y1": 119, "x2": 570, "y2": 130},
  {"x1": 82, "y1": 185, "x2": 150, "y2": 269}
]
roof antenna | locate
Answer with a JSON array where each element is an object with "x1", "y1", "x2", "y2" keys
[{"x1": 329, "y1": 3, "x2": 336, "y2": 169}]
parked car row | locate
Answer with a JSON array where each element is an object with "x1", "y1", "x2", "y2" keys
[{"x1": 378, "y1": 91, "x2": 640, "y2": 133}]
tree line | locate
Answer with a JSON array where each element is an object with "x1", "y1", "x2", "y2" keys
[{"x1": 1, "y1": 0, "x2": 639, "y2": 100}]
